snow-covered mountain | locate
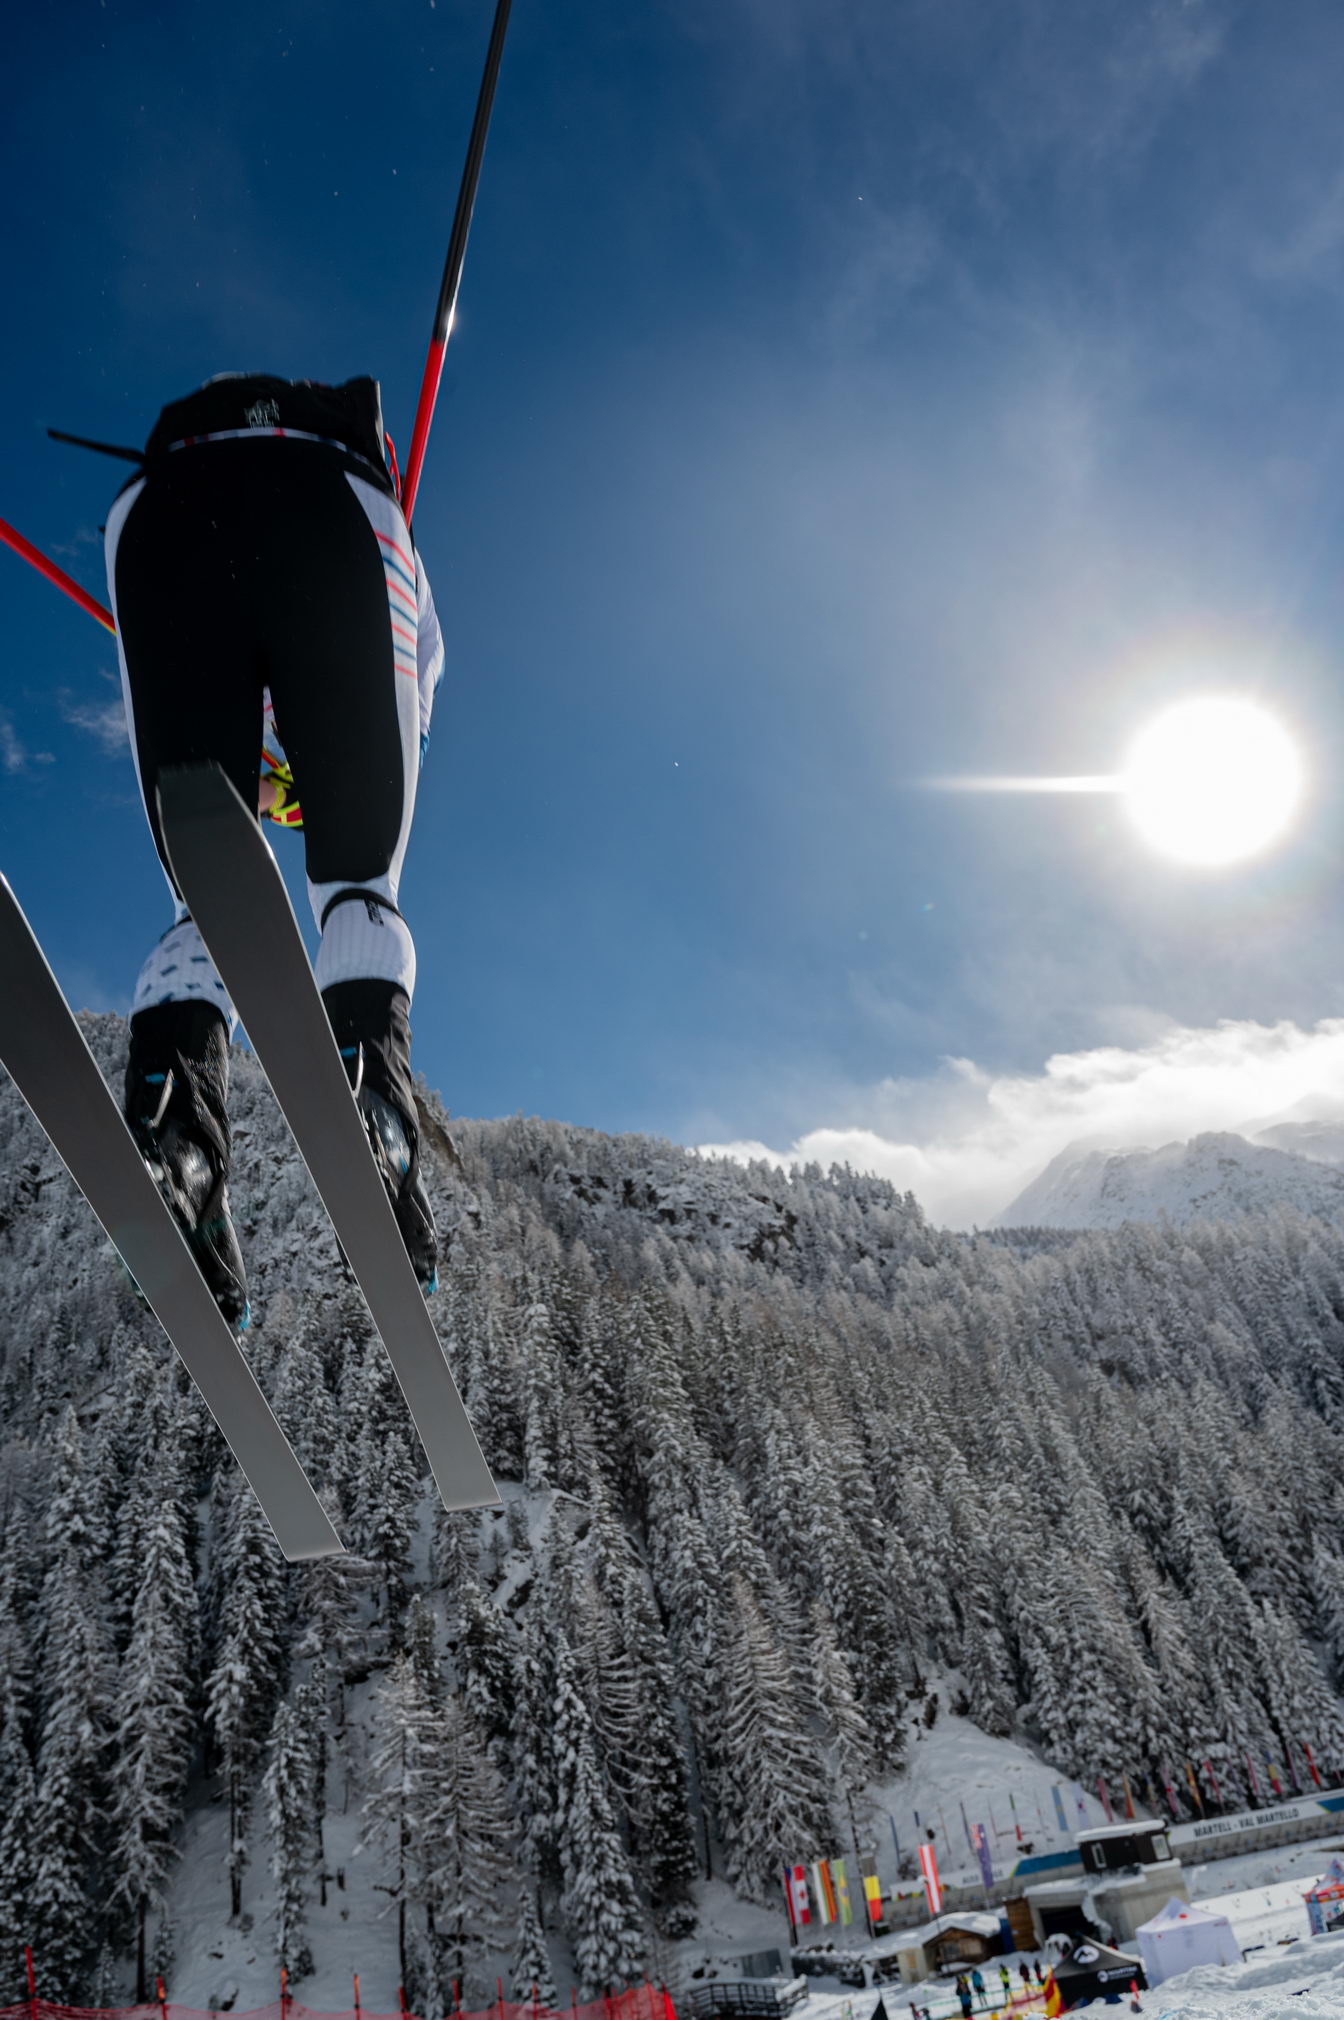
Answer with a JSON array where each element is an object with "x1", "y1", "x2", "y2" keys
[
  {"x1": 996, "y1": 1129, "x2": 1344, "y2": 1229},
  {"x1": 8, "y1": 1018, "x2": 1344, "y2": 2012}
]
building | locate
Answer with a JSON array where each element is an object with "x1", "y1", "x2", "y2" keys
[{"x1": 1024, "y1": 1820, "x2": 1187, "y2": 1950}]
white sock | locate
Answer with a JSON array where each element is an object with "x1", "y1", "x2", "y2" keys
[
  {"x1": 132, "y1": 919, "x2": 237, "y2": 1034},
  {"x1": 313, "y1": 891, "x2": 416, "y2": 998}
]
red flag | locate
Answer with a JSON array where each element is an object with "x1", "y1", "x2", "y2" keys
[
  {"x1": 789, "y1": 1865, "x2": 811, "y2": 1926},
  {"x1": 918, "y1": 1841, "x2": 942, "y2": 1917},
  {"x1": 1203, "y1": 1759, "x2": 1223, "y2": 1809},
  {"x1": 1096, "y1": 1775, "x2": 1114, "y2": 1821},
  {"x1": 1304, "y1": 1741, "x2": 1323, "y2": 1791}
]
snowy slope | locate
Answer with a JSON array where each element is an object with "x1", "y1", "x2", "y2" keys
[{"x1": 996, "y1": 1131, "x2": 1344, "y2": 1229}]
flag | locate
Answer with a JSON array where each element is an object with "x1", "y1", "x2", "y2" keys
[
  {"x1": 1051, "y1": 1784, "x2": 1069, "y2": 1834},
  {"x1": 1266, "y1": 1756, "x2": 1283, "y2": 1798},
  {"x1": 1122, "y1": 1773, "x2": 1136, "y2": 1819},
  {"x1": 1162, "y1": 1768, "x2": 1180, "y2": 1820},
  {"x1": 1097, "y1": 1774, "x2": 1114, "y2": 1821},
  {"x1": 972, "y1": 1822, "x2": 994, "y2": 1889},
  {"x1": 1185, "y1": 1761, "x2": 1204, "y2": 1813},
  {"x1": 1010, "y1": 1791, "x2": 1023, "y2": 1844},
  {"x1": 1043, "y1": 1969, "x2": 1063, "y2": 2018},
  {"x1": 1203, "y1": 1759, "x2": 1223, "y2": 1809},
  {"x1": 782, "y1": 1868, "x2": 797, "y2": 1939},
  {"x1": 789, "y1": 1865, "x2": 811, "y2": 1926},
  {"x1": 1304, "y1": 1740, "x2": 1323, "y2": 1791},
  {"x1": 833, "y1": 1858, "x2": 853, "y2": 1926},
  {"x1": 863, "y1": 1870, "x2": 883, "y2": 1929},
  {"x1": 813, "y1": 1859, "x2": 838, "y2": 1924},
  {"x1": 1245, "y1": 1752, "x2": 1261, "y2": 1803},
  {"x1": 917, "y1": 1841, "x2": 942, "y2": 1917}
]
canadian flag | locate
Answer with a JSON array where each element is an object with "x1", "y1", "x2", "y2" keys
[
  {"x1": 917, "y1": 1841, "x2": 942, "y2": 1917},
  {"x1": 789, "y1": 1865, "x2": 811, "y2": 1926}
]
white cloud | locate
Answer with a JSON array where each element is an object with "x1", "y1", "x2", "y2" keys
[
  {"x1": 0, "y1": 714, "x2": 54, "y2": 774},
  {"x1": 698, "y1": 1017, "x2": 1344, "y2": 1229},
  {"x1": 59, "y1": 695, "x2": 128, "y2": 753}
]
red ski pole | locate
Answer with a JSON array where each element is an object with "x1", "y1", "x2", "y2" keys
[
  {"x1": 400, "y1": 0, "x2": 513, "y2": 526},
  {"x1": 0, "y1": 517, "x2": 115, "y2": 634}
]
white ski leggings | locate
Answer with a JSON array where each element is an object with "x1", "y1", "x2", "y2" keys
[{"x1": 104, "y1": 438, "x2": 421, "y2": 1030}]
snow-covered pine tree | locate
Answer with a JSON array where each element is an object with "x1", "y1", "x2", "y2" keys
[
  {"x1": 206, "y1": 1476, "x2": 285, "y2": 1916},
  {"x1": 262, "y1": 1689, "x2": 320, "y2": 1980},
  {"x1": 29, "y1": 1565, "x2": 112, "y2": 1997},
  {"x1": 511, "y1": 1884, "x2": 556, "y2": 2006},
  {"x1": 458, "y1": 1575, "x2": 518, "y2": 1764},
  {"x1": 552, "y1": 1642, "x2": 645, "y2": 1994},
  {"x1": 0, "y1": 1691, "x2": 38, "y2": 2005},
  {"x1": 712, "y1": 1576, "x2": 831, "y2": 1901},
  {"x1": 108, "y1": 1495, "x2": 197, "y2": 2000},
  {"x1": 363, "y1": 1654, "x2": 433, "y2": 2003},
  {"x1": 420, "y1": 1698, "x2": 519, "y2": 2005}
]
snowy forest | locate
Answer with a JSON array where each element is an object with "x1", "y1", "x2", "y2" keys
[{"x1": 4, "y1": 1016, "x2": 1344, "y2": 2009}]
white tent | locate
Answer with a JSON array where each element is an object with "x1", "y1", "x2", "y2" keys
[{"x1": 1136, "y1": 1897, "x2": 1241, "y2": 1986}]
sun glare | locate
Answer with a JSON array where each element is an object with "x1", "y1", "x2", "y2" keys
[{"x1": 1121, "y1": 698, "x2": 1303, "y2": 866}]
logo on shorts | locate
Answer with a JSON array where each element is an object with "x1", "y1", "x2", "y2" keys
[{"x1": 245, "y1": 398, "x2": 281, "y2": 428}]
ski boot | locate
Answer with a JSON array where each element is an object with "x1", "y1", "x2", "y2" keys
[
  {"x1": 124, "y1": 999, "x2": 250, "y2": 1331},
  {"x1": 321, "y1": 979, "x2": 439, "y2": 1295}
]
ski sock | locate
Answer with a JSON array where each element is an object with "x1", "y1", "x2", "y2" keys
[
  {"x1": 131, "y1": 915, "x2": 237, "y2": 1032},
  {"x1": 312, "y1": 885, "x2": 416, "y2": 997}
]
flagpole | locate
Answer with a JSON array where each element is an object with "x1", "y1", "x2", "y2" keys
[{"x1": 400, "y1": 0, "x2": 514, "y2": 525}]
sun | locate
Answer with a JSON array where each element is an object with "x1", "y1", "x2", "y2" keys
[{"x1": 1121, "y1": 697, "x2": 1303, "y2": 866}]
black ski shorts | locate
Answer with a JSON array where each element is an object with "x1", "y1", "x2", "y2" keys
[{"x1": 106, "y1": 436, "x2": 417, "y2": 899}]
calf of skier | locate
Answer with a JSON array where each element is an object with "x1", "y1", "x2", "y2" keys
[{"x1": 104, "y1": 373, "x2": 444, "y2": 1326}]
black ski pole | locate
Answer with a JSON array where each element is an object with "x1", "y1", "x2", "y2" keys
[{"x1": 401, "y1": 0, "x2": 514, "y2": 524}]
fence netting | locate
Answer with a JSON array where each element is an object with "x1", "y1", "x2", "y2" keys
[{"x1": 0, "y1": 1987, "x2": 677, "y2": 2020}]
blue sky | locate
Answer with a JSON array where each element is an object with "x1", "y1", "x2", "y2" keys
[{"x1": 7, "y1": 0, "x2": 1344, "y2": 1218}]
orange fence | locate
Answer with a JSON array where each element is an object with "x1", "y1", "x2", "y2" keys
[{"x1": 0, "y1": 1986, "x2": 677, "y2": 2020}]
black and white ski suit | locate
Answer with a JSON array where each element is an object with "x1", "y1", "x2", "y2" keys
[{"x1": 105, "y1": 418, "x2": 443, "y2": 1031}]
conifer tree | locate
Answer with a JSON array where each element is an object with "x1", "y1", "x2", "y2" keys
[
  {"x1": 552, "y1": 1644, "x2": 645, "y2": 1994},
  {"x1": 511, "y1": 1885, "x2": 556, "y2": 2006},
  {"x1": 206, "y1": 1478, "x2": 285, "y2": 1915},
  {"x1": 421, "y1": 1699, "x2": 519, "y2": 2003},
  {"x1": 108, "y1": 1496, "x2": 197, "y2": 2000},
  {"x1": 714, "y1": 1578, "x2": 831, "y2": 1900},
  {"x1": 263, "y1": 1691, "x2": 319, "y2": 1980},
  {"x1": 0, "y1": 1695, "x2": 38, "y2": 2005}
]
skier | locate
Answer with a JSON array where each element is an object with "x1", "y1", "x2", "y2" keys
[{"x1": 104, "y1": 373, "x2": 444, "y2": 1326}]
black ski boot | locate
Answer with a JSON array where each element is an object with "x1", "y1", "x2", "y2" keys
[
  {"x1": 321, "y1": 979, "x2": 439, "y2": 1294},
  {"x1": 124, "y1": 999, "x2": 250, "y2": 1330}
]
